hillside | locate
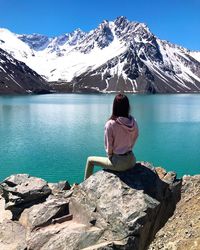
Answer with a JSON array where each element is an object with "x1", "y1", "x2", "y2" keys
[{"x1": 0, "y1": 48, "x2": 49, "y2": 94}]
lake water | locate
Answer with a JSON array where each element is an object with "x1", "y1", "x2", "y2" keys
[{"x1": 0, "y1": 94, "x2": 199, "y2": 184}]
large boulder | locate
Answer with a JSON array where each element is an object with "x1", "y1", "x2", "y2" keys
[
  {"x1": 69, "y1": 163, "x2": 181, "y2": 250},
  {"x1": 0, "y1": 174, "x2": 51, "y2": 219}
]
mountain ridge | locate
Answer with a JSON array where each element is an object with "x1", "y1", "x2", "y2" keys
[{"x1": 0, "y1": 16, "x2": 200, "y2": 93}]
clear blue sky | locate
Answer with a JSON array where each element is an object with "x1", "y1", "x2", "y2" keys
[{"x1": 0, "y1": 0, "x2": 200, "y2": 51}]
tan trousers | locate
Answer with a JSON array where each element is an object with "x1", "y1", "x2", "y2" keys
[{"x1": 84, "y1": 152, "x2": 136, "y2": 180}]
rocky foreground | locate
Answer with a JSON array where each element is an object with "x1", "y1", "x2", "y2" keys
[
  {"x1": 0, "y1": 162, "x2": 199, "y2": 250},
  {"x1": 149, "y1": 174, "x2": 200, "y2": 250}
]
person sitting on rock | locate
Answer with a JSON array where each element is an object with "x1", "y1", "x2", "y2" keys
[{"x1": 84, "y1": 93, "x2": 139, "y2": 180}]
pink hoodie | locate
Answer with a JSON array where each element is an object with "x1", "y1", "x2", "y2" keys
[{"x1": 104, "y1": 116, "x2": 139, "y2": 156}]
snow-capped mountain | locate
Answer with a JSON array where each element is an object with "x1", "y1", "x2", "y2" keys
[
  {"x1": 0, "y1": 48, "x2": 49, "y2": 94},
  {"x1": 18, "y1": 28, "x2": 86, "y2": 52},
  {"x1": 190, "y1": 51, "x2": 200, "y2": 63},
  {"x1": 0, "y1": 16, "x2": 200, "y2": 93}
]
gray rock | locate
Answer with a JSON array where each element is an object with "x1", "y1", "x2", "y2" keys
[
  {"x1": 19, "y1": 195, "x2": 70, "y2": 230},
  {"x1": 48, "y1": 181, "x2": 71, "y2": 194},
  {"x1": 0, "y1": 196, "x2": 12, "y2": 222},
  {"x1": 0, "y1": 174, "x2": 51, "y2": 219},
  {"x1": 0, "y1": 219, "x2": 27, "y2": 250},
  {"x1": 28, "y1": 223, "x2": 104, "y2": 250},
  {"x1": 69, "y1": 163, "x2": 181, "y2": 250}
]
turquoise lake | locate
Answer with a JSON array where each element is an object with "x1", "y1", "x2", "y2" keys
[{"x1": 0, "y1": 94, "x2": 199, "y2": 184}]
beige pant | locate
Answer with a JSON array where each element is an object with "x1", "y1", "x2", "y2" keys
[{"x1": 84, "y1": 152, "x2": 136, "y2": 180}]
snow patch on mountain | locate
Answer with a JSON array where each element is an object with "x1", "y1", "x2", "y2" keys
[
  {"x1": 190, "y1": 51, "x2": 200, "y2": 63},
  {"x1": 0, "y1": 28, "x2": 34, "y2": 60}
]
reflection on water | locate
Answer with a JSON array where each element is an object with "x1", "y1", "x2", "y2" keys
[
  {"x1": 132, "y1": 94, "x2": 200, "y2": 123},
  {"x1": 0, "y1": 94, "x2": 200, "y2": 183}
]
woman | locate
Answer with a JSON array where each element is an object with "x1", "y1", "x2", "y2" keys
[{"x1": 84, "y1": 93, "x2": 139, "y2": 180}]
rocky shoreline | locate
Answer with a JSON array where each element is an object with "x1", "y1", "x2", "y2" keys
[{"x1": 0, "y1": 162, "x2": 199, "y2": 250}]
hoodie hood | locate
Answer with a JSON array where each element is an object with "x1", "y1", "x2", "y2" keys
[{"x1": 116, "y1": 116, "x2": 135, "y2": 130}]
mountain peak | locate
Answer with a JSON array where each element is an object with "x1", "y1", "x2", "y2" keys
[
  {"x1": 114, "y1": 16, "x2": 129, "y2": 28},
  {"x1": 71, "y1": 28, "x2": 85, "y2": 35},
  {"x1": 98, "y1": 19, "x2": 111, "y2": 31},
  {"x1": 101, "y1": 19, "x2": 109, "y2": 24},
  {"x1": 0, "y1": 28, "x2": 13, "y2": 34},
  {"x1": 70, "y1": 28, "x2": 87, "y2": 41},
  {"x1": 18, "y1": 33, "x2": 51, "y2": 51},
  {"x1": 67, "y1": 28, "x2": 87, "y2": 46},
  {"x1": 115, "y1": 16, "x2": 128, "y2": 23}
]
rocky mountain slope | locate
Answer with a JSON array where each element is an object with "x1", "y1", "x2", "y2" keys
[
  {"x1": 1, "y1": 16, "x2": 200, "y2": 93},
  {"x1": 0, "y1": 48, "x2": 49, "y2": 94}
]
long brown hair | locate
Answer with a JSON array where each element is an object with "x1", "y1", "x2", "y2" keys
[{"x1": 110, "y1": 93, "x2": 130, "y2": 120}]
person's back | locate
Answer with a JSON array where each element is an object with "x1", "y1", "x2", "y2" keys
[
  {"x1": 105, "y1": 116, "x2": 138, "y2": 156},
  {"x1": 84, "y1": 93, "x2": 139, "y2": 180}
]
